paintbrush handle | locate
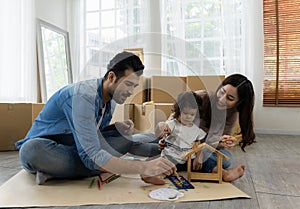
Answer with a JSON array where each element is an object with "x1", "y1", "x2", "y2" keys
[{"x1": 174, "y1": 171, "x2": 180, "y2": 179}]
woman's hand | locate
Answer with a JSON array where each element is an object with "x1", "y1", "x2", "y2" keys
[{"x1": 219, "y1": 135, "x2": 237, "y2": 149}]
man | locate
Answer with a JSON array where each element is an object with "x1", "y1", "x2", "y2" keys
[{"x1": 16, "y1": 51, "x2": 175, "y2": 185}]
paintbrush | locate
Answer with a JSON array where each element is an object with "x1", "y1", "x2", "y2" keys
[
  {"x1": 174, "y1": 170, "x2": 180, "y2": 179},
  {"x1": 173, "y1": 170, "x2": 184, "y2": 185}
]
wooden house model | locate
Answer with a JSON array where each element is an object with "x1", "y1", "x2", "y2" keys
[{"x1": 182, "y1": 142, "x2": 230, "y2": 183}]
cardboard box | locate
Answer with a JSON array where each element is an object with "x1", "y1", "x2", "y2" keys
[
  {"x1": 133, "y1": 103, "x2": 173, "y2": 133},
  {"x1": 186, "y1": 75, "x2": 225, "y2": 92},
  {"x1": 125, "y1": 76, "x2": 149, "y2": 104},
  {"x1": 149, "y1": 76, "x2": 186, "y2": 103},
  {"x1": 0, "y1": 103, "x2": 44, "y2": 151},
  {"x1": 110, "y1": 103, "x2": 134, "y2": 124}
]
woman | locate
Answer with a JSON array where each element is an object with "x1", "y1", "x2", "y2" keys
[{"x1": 157, "y1": 73, "x2": 255, "y2": 182}]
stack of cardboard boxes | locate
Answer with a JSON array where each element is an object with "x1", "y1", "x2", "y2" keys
[
  {"x1": 111, "y1": 75, "x2": 225, "y2": 134},
  {"x1": 0, "y1": 103, "x2": 44, "y2": 151}
]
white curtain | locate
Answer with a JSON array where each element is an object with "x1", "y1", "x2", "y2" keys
[
  {"x1": 69, "y1": 0, "x2": 247, "y2": 78},
  {"x1": 0, "y1": 0, "x2": 37, "y2": 102},
  {"x1": 160, "y1": 0, "x2": 245, "y2": 76},
  {"x1": 222, "y1": 0, "x2": 254, "y2": 80},
  {"x1": 241, "y1": 0, "x2": 259, "y2": 81},
  {"x1": 66, "y1": 0, "x2": 82, "y2": 83},
  {"x1": 222, "y1": 0, "x2": 244, "y2": 75},
  {"x1": 160, "y1": 0, "x2": 187, "y2": 76}
]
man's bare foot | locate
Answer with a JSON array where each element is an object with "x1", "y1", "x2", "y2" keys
[
  {"x1": 222, "y1": 165, "x2": 245, "y2": 182},
  {"x1": 140, "y1": 175, "x2": 166, "y2": 185}
]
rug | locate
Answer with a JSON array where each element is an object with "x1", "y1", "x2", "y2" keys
[{"x1": 0, "y1": 170, "x2": 250, "y2": 208}]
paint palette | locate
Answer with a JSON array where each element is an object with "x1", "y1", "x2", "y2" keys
[
  {"x1": 149, "y1": 188, "x2": 184, "y2": 201},
  {"x1": 168, "y1": 175, "x2": 194, "y2": 190}
]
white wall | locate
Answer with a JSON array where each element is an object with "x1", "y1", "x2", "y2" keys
[
  {"x1": 34, "y1": 0, "x2": 300, "y2": 134},
  {"x1": 35, "y1": 0, "x2": 67, "y2": 30},
  {"x1": 250, "y1": 0, "x2": 300, "y2": 135}
]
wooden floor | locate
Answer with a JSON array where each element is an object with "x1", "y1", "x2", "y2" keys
[{"x1": 1, "y1": 134, "x2": 300, "y2": 209}]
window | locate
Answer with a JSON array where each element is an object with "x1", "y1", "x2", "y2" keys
[
  {"x1": 160, "y1": 0, "x2": 243, "y2": 76},
  {"x1": 263, "y1": 0, "x2": 300, "y2": 106},
  {"x1": 79, "y1": 0, "x2": 243, "y2": 78},
  {"x1": 81, "y1": 0, "x2": 146, "y2": 79}
]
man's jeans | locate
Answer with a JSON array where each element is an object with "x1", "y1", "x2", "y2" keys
[{"x1": 19, "y1": 131, "x2": 160, "y2": 179}]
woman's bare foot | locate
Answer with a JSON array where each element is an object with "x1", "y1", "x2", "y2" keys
[
  {"x1": 140, "y1": 175, "x2": 166, "y2": 185},
  {"x1": 222, "y1": 165, "x2": 245, "y2": 182}
]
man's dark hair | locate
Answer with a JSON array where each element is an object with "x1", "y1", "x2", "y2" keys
[{"x1": 103, "y1": 51, "x2": 144, "y2": 82}]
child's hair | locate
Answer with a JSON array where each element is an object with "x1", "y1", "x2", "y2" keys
[{"x1": 173, "y1": 91, "x2": 202, "y2": 119}]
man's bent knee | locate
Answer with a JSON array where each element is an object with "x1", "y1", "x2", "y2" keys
[{"x1": 19, "y1": 139, "x2": 52, "y2": 173}]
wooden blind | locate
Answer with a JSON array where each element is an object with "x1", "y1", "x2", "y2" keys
[{"x1": 263, "y1": 0, "x2": 300, "y2": 106}]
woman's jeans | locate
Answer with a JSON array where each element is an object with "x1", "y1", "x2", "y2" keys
[
  {"x1": 201, "y1": 148, "x2": 233, "y2": 172},
  {"x1": 19, "y1": 131, "x2": 160, "y2": 179},
  {"x1": 167, "y1": 148, "x2": 233, "y2": 172}
]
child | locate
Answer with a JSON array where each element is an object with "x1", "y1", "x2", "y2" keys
[
  {"x1": 142, "y1": 91, "x2": 207, "y2": 185},
  {"x1": 156, "y1": 91, "x2": 207, "y2": 171}
]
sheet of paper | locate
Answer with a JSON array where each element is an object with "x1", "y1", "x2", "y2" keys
[{"x1": 0, "y1": 170, "x2": 250, "y2": 208}]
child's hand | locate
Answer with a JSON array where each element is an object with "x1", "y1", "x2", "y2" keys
[
  {"x1": 158, "y1": 138, "x2": 166, "y2": 151},
  {"x1": 162, "y1": 124, "x2": 171, "y2": 136}
]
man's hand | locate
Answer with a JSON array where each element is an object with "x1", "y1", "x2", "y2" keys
[
  {"x1": 115, "y1": 120, "x2": 134, "y2": 135},
  {"x1": 140, "y1": 158, "x2": 177, "y2": 185},
  {"x1": 143, "y1": 157, "x2": 176, "y2": 177},
  {"x1": 155, "y1": 122, "x2": 171, "y2": 138},
  {"x1": 101, "y1": 156, "x2": 176, "y2": 185}
]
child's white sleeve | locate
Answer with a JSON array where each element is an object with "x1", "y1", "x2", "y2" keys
[
  {"x1": 196, "y1": 128, "x2": 207, "y2": 141},
  {"x1": 165, "y1": 119, "x2": 176, "y2": 133}
]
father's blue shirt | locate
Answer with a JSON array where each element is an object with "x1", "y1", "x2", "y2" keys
[{"x1": 15, "y1": 78, "x2": 116, "y2": 170}]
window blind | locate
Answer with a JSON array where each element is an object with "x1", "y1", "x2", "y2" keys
[{"x1": 263, "y1": 0, "x2": 300, "y2": 106}]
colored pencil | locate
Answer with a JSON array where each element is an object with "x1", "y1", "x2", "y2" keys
[
  {"x1": 89, "y1": 178, "x2": 96, "y2": 188},
  {"x1": 105, "y1": 175, "x2": 120, "y2": 184},
  {"x1": 99, "y1": 174, "x2": 103, "y2": 182},
  {"x1": 97, "y1": 179, "x2": 101, "y2": 190},
  {"x1": 102, "y1": 174, "x2": 117, "y2": 184}
]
